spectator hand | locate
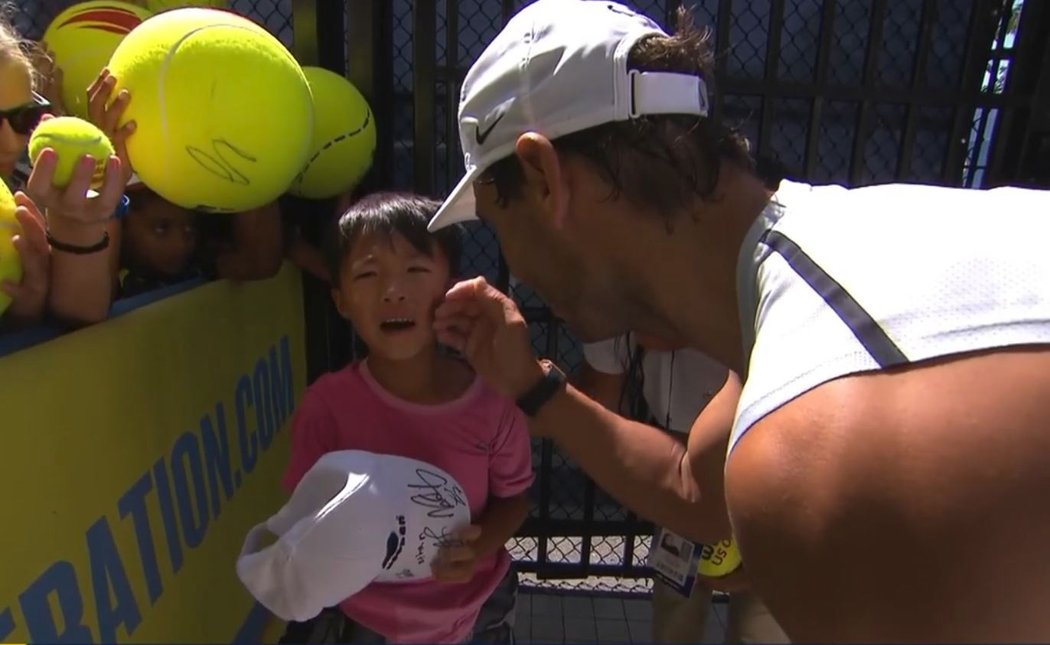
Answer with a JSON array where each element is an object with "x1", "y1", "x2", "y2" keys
[
  {"x1": 87, "y1": 68, "x2": 136, "y2": 188},
  {"x1": 1, "y1": 193, "x2": 50, "y2": 326},
  {"x1": 431, "y1": 525, "x2": 484, "y2": 584},
  {"x1": 433, "y1": 276, "x2": 543, "y2": 399},
  {"x1": 26, "y1": 115, "x2": 126, "y2": 233}
]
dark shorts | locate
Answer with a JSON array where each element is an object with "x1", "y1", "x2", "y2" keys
[{"x1": 279, "y1": 568, "x2": 519, "y2": 644}]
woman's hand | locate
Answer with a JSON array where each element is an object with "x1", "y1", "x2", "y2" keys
[
  {"x1": 1, "y1": 193, "x2": 51, "y2": 326},
  {"x1": 25, "y1": 116, "x2": 126, "y2": 234}
]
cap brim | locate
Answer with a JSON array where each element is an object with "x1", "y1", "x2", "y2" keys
[{"x1": 428, "y1": 166, "x2": 482, "y2": 232}]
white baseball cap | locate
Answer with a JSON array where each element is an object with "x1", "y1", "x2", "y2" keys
[
  {"x1": 428, "y1": 0, "x2": 710, "y2": 232},
  {"x1": 235, "y1": 450, "x2": 471, "y2": 622}
]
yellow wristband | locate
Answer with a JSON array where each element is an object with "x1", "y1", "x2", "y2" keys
[{"x1": 696, "y1": 538, "x2": 742, "y2": 578}]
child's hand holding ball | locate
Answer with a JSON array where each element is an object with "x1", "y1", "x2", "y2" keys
[{"x1": 24, "y1": 113, "x2": 129, "y2": 236}]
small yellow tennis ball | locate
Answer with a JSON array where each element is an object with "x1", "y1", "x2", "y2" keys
[
  {"x1": 697, "y1": 538, "x2": 743, "y2": 578},
  {"x1": 42, "y1": 1, "x2": 153, "y2": 120},
  {"x1": 288, "y1": 67, "x2": 377, "y2": 200},
  {"x1": 0, "y1": 182, "x2": 23, "y2": 315},
  {"x1": 28, "y1": 117, "x2": 116, "y2": 189}
]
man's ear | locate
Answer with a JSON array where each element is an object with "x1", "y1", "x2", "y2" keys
[{"x1": 515, "y1": 132, "x2": 569, "y2": 229}]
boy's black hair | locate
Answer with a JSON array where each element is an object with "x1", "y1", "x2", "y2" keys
[{"x1": 326, "y1": 192, "x2": 463, "y2": 286}]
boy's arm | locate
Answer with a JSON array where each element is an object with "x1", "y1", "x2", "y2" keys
[
  {"x1": 470, "y1": 493, "x2": 529, "y2": 560},
  {"x1": 475, "y1": 401, "x2": 535, "y2": 556},
  {"x1": 433, "y1": 401, "x2": 533, "y2": 582}
]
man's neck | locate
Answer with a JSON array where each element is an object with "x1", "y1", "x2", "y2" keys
[{"x1": 638, "y1": 167, "x2": 773, "y2": 375}]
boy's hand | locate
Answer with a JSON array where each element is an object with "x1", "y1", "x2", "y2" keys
[{"x1": 431, "y1": 525, "x2": 484, "y2": 584}]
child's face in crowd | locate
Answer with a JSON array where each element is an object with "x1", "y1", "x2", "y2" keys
[
  {"x1": 334, "y1": 231, "x2": 451, "y2": 362},
  {"x1": 0, "y1": 61, "x2": 33, "y2": 177},
  {"x1": 124, "y1": 192, "x2": 198, "y2": 276}
]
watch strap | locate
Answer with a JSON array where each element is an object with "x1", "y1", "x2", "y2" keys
[{"x1": 516, "y1": 360, "x2": 566, "y2": 417}]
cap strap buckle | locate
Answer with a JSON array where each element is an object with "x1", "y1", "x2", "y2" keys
[{"x1": 628, "y1": 70, "x2": 710, "y2": 119}]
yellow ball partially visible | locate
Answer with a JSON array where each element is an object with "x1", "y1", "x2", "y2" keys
[
  {"x1": 28, "y1": 117, "x2": 115, "y2": 189},
  {"x1": 107, "y1": 7, "x2": 314, "y2": 213},
  {"x1": 697, "y1": 538, "x2": 743, "y2": 578},
  {"x1": 0, "y1": 182, "x2": 23, "y2": 316},
  {"x1": 288, "y1": 67, "x2": 377, "y2": 200},
  {"x1": 42, "y1": 1, "x2": 153, "y2": 119},
  {"x1": 142, "y1": 0, "x2": 227, "y2": 12}
]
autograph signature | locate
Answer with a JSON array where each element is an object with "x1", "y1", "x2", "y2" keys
[
  {"x1": 186, "y1": 138, "x2": 257, "y2": 186},
  {"x1": 418, "y1": 526, "x2": 462, "y2": 565},
  {"x1": 407, "y1": 468, "x2": 467, "y2": 519}
]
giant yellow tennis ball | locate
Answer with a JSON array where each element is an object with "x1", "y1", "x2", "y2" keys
[
  {"x1": 28, "y1": 117, "x2": 115, "y2": 189},
  {"x1": 106, "y1": 7, "x2": 313, "y2": 213},
  {"x1": 0, "y1": 182, "x2": 23, "y2": 316},
  {"x1": 697, "y1": 538, "x2": 743, "y2": 578},
  {"x1": 43, "y1": 1, "x2": 153, "y2": 120},
  {"x1": 288, "y1": 67, "x2": 376, "y2": 200}
]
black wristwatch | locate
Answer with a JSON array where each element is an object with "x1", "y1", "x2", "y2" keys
[{"x1": 516, "y1": 359, "x2": 567, "y2": 417}]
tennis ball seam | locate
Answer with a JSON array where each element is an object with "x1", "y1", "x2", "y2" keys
[
  {"x1": 291, "y1": 107, "x2": 373, "y2": 190},
  {"x1": 157, "y1": 23, "x2": 263, "y2": 144}
]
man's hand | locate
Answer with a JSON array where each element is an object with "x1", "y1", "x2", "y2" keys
[
  {"x1": 431, "y1": 525, "x2": 484, "y2": 584},
  {"x1": 434, "y1": 276, "x2": 543, "y2": 398}
]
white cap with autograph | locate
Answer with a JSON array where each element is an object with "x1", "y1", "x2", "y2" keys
[{"x1": 235, "y1": 450, "x2": 472, "y2": 622}]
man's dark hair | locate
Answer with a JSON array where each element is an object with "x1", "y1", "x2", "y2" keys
[
  {"x1": 483, "y1": 7, "x2": 753, "y2": 216},
  {"x1": 326, "y1": 192, "x2": 463, "y2": 286}
]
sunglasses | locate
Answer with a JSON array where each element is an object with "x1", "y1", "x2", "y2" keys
[{"x1": 0, "y1": 92, "x2": 50, "y2": 136}]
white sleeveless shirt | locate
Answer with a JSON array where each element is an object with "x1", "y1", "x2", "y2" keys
[{"x1": 731, "y1": 180, "x2": 1050, "y2": 453}]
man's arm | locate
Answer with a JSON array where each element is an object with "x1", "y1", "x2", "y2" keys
[
  {"x1": 575, "y1": 360, "x2": 627, "y2": 413},
  {"x1": 534, "y1": 371, "x2": 739, "y2": 543},
  {"x1": 433, "y1": 277, "x2": 739, "y2": 545}
]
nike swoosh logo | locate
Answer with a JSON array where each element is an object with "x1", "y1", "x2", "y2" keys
[{"x1": 475, "y1": 112, "x2": 506, "y2": 145}]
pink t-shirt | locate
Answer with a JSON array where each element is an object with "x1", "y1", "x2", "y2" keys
[{"x1": 282, "y1": 360, "x2": 534, "y2": 643}]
